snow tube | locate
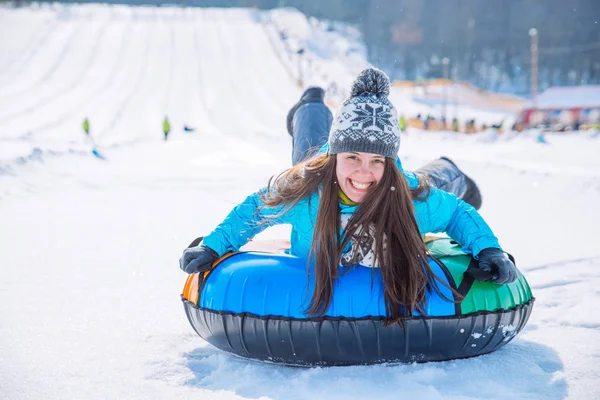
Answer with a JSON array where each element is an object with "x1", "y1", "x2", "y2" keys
[{"x1": 181, "y1": 238, "x2": 534, "y2": 366}]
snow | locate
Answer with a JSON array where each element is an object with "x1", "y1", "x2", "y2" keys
[{"x1": 1, "y1": 4, "x2": 600, "y2": 400}]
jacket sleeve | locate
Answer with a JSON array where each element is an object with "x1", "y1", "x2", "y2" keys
[
  {"x1": 202, "y1": 190, "x2": 296, "y2": 256},
  {"x1": 414, "y1": 186, "x2": 501, "y2": 258}
]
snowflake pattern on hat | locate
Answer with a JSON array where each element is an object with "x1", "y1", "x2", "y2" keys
[
  {"x1": 329, "y1": 94, "x2": 400, "y2": 157},
  {"x1": 350, "y1": 103, "x2": 395, "y2": 132},
  {"x1": 329, "y1": 67, "x2": 401, "y2": 158}
]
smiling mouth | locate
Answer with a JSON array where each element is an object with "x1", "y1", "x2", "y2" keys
[{"x1": 349, "y1": 179, "x2": 373, "y2": 190}]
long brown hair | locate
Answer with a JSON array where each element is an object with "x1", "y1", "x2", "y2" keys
[{"x1": 260, "y1": 153, "x2": 443, "y2": 324}]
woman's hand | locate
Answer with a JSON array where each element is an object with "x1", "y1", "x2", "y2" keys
[
  {"x1": 476, "y1": 248, "x2": 518, "y2": 284},
  {"x1": 179, "y1": 245, "x2": 219, "y2": 274}
]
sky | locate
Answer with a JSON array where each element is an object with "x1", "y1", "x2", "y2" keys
[{"x1": 1, "y1": 4, "x2": 599, "y2": 400}]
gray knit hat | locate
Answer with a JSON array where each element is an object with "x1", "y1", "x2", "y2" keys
[{"x1": 328, "y1": 67, "x2": 400, "y2": 158}]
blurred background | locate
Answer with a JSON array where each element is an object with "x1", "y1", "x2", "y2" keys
[{"x1": 2, "y1": 0, "x2": 598, "y2": 144}]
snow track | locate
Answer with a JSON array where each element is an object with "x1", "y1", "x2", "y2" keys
[
  {"x1": 0, "y1": 10, "x2": 59, "y2": 79},
  {"x1": 17, "y1": 20, "x2": 134, "y2": 137},
  {"x1": 0, "y1": 6, "x2": 300, "y2": 159},
  {"x1": 0, "y1": 12, "x2": 86, "y2": 103},
  {"x1": 0, "y1": 17, "x2": 110, "y2": 125}
]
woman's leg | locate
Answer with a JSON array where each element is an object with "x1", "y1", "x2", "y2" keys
[{"x1": 416, "y1": 157, "x2": 482, "y2": 209}]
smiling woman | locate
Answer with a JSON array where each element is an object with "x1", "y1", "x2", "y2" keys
[
  {"x1": 179, "y1": 67, "x2": 522, "y2": 356},
  {"x1": 336, "y1": 152, "x2": 385, "y2": 203}
]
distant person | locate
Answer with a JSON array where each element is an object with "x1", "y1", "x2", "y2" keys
[
  {"x1": 424, "y1": 115, "x2": 433, "y2": 130},
  {"x1": 491, "y1": 119, "x2": 504, "y2": 130},
  {"x1": 83, "y1": 118, "x2": 90, "y2": 136},
  {"x1": 465, "y1": 119, "x2": 476, "y2": 134},
  {"x1": 452, "y1": 118, "x2": 459, "y2": 132},
  {"x1": 287, "y1": 86, "x2": 333, "y2": 165},
  {"x1": 163, "y1": 116, "x2": 171, "y2": 141},
  {"x1": 399, "y1": 115, "x2": 407, "y2": 132}
]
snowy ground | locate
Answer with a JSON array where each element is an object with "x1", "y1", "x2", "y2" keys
[{"x1": 1, "y1": 4, "x2": 600, "y2": 400}]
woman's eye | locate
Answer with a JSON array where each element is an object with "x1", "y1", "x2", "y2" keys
[
  {"x1": 348, "y1": 155, "x2": 358, "y2": 160},
  {"x1": 373, "y1": 159, "x2": 384, "y2": 164}
]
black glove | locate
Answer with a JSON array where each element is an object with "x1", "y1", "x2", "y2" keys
[
  {"x1": 180, "y1": 245, "x2": 219, "y2": 274},
  {"x1": 475, "y1": 248, "x2": 518, "y2": 284}
]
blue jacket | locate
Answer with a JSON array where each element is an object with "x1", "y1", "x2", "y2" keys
[{"x1": 203, "y1": 154, "x2": 500, "y2": 262}]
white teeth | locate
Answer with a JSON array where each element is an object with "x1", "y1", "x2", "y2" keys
[{"x1": 350, "y1": 180, "x2": 372, "y2": 190}]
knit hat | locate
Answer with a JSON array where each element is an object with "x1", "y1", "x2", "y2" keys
[{"x1": 328, "y1": 67, "x2": 400, "y2": 158}]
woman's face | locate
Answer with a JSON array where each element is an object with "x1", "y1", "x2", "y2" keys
[{"x1": 336, "y1": 152, "x2": 385, "y2": 203}]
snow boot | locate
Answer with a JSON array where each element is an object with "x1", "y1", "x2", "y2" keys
[{"x1": 416, "y1": 157, "x2": 482, "y2": 210}]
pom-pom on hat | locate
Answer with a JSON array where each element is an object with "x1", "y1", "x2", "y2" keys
[{"x1": 328, "y1": 67, "x2": 400, "y2": 158}]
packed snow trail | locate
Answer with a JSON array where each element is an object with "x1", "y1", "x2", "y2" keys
[{"x1": 0, "y1": 5, "x2": 301, "y2": 159}]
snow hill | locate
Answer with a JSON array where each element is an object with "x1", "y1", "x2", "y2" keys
[{"x1": 1, "y1": 4, "x2": 599, "y2": 400}]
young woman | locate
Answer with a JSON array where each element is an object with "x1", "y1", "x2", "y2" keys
[{"x1": 180, "y1": 68, "x2": 517, "y2": 323}]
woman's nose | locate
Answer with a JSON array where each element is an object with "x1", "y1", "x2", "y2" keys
[{"x1": 357, "y1": 162, "x2": 371, "y2": 175}]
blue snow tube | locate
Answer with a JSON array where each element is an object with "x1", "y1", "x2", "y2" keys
[{"x1": 182, "y1": 239, "x2": 534, "y2": 366}]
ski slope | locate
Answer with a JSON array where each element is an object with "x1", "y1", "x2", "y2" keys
[
  {"x1": 1, "y1": 4, "x2": 600, "y2": 400},
  {"x1": 0, "y1": 4, "x2": 302, "y2": 162}
]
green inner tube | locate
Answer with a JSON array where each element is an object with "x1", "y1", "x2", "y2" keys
[{"x1": 426, "y1": 238, "x2": 534, "y2": 314}]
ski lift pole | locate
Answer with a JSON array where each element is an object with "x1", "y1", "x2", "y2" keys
[
  {"x1": 442, "y1": 57, "x2": 450, "y2": 129},
  {"x1": 529, "y1": 28, "x2": 539, "y2": 111}
]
